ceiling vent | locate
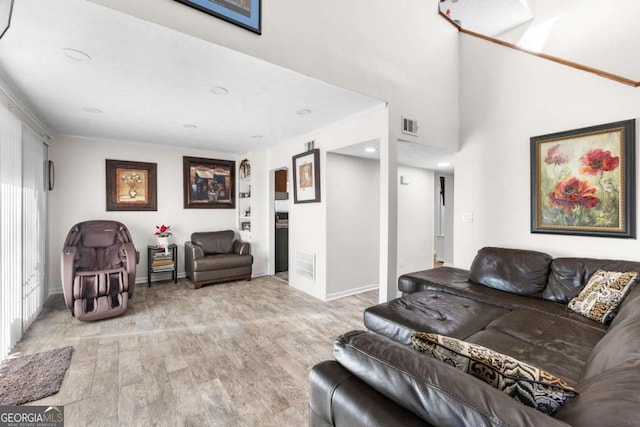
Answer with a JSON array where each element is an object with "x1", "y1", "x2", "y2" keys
[{"x1": 401, "y1": 116, "x2": 419, "y2": 136}]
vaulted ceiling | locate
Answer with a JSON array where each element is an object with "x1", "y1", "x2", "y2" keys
[{"x1": 0, "y1": 0, "x2": 635, "y2": 173}]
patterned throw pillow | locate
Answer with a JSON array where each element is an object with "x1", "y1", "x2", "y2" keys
[
  {"x1": 411, "y1": 332, "x2": 577, "y2": 415},
  {"x1": 568, "y1": 269, "x2": 638, "y2": 324}
]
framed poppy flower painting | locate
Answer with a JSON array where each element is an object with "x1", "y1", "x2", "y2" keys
[{"x1": 531, "y1": 119, "x2": 636, "y2": 238}]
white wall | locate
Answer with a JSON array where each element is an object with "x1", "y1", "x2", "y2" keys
[
  {"x1": 48, "y1": 136, "x2": 240, "y2": 294},
  {"x1": 398, "y1": 165, "x2": 435, "y2": 277},
  {"x1": 238, "y1": 150, "x2": 269, "y2": 277},
  {"x1": 455, "y1": 33, "x2": 640, "y2": 269},
  {"x1": 265, "y1": 106, "x2": 388, "y2": 301},
  {"x1": 326, "y1": 153, "x2": 380, "y2": 299},
  {"x1": 90, "y1": 0, "x2": 459, "y2": 154}
]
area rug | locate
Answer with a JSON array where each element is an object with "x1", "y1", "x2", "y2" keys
[{"x1": 0, "y1": 346, "x2": 74, "y2": 405}]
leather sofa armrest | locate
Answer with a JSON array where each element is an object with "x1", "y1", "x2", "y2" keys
[
  {"x1": 333, "y1": 330, "x2": 571, "y2": 427},
  {"x1": 233, "y1": 240, "x2": 251, "y2": 255},
  {"x1": 185, "y1": 241, "x2": 205, "y2": 259},
  {"x1": 61, "y1": 246, "x2": 77, "y2": 310},
  {"x1": 185, "y1": 241, "x2": 203, "y2": 280},
  {"x1": 309, "y1": 360, "x2": 430, "y2": 427}
]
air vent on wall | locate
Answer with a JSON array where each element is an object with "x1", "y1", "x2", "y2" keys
[
  {"x1": 401, "y1": 116, "x2": 419, "y2": 136},
  {"x1": 296, "y1": 251, "x2": 315, "y2": 282}
]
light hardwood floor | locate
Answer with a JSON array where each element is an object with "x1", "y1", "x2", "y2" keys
[{"x1": 12, "y1": 276, "x2": 378, "y2": 426}]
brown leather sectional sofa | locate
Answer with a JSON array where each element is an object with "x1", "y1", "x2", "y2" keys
[{"x1": 309, "y1": 247, "x2": 640, "y2": 426}]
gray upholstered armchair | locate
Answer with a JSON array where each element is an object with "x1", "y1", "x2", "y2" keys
[{"x1": 184, "y1": 230, "x2": 253, "y2": 289}]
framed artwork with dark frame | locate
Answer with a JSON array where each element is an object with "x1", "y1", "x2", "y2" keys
[
  {"x1": 183, "y1": 156, "x2": 236, "y2": 209},
  {"x1": 106, "y1": 159, "x2": 157, "y2": 211},
  {"x1": 174, "y1": 0, "x2": 261, "y2": 34},
  {"x1": 292, "y1": 149, "x2": 321, "y2": 204},
  {"x1": 531, "y1": 119, "x2": 636, "y2": 238}
]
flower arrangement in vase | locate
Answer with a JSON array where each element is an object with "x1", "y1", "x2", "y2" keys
[
  {"x1": 121, "y1": 172, "x2": 142, "y2": 199},
  {"x1": 154, "y1": 224, "x2": 172, "y2": 253}
]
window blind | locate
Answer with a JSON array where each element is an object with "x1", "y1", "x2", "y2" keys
[
  {"x1": 0, "y1": 104, "x2": 23, "y2": 360},
  {"x1": 22, "y1": 124, "x2": 46, "y2": 330},
  {"x1": 0, "y1": 105, "x2": 47, "y2": 361}
]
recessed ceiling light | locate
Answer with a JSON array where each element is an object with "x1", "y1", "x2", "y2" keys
[
  {"x1": 82, "y1": 107, "x2": 102, "y2": 113},
  {"x1": 251, "y1": 135, "x2": 263, "y2": 139},
  {"x1": 365, "y1": 147, "x2": 377, "y2": 153},
  {"x1": 62, "y1": 48, "x2": 91, "y2": 61},
  {"x1": 296, "y1": 108, "x2": 311, "y2": 115},
  {"x1": 183, "y1": 123, "x2": 197, "y2": 128},
  {"x1": 437, "y1": 162, "x2": 451, "y2": 167},
  {"x1": 210, "y1": 86, "x2": 228, "y2": 95}
]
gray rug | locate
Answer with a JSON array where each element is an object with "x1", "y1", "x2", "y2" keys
[{"x1": 0, "y1": 346, "x2": 74, "y2": 405}]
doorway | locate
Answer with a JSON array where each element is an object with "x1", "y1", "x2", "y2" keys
[{"x1": 274, "y1": 168, "x2": 289, "y2": 282}]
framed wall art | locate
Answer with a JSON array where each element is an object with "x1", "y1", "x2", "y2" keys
[
  {"x1": 530, "y1": 119, "x2": 635, "y2": 238},
  {"x1": 106, "y1": 159, "x2": 157, "y2": 211},
  {"x1": 183, "y1": 156, "x2": 235, "y2": 209},
  {"x1": 292, "y1": 149, "x2": 321, "y2": 204},
  {"x1": 174, "y1": 0, "x2": 261, "y2": 34}
]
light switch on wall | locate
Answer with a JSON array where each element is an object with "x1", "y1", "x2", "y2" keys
[{"x1": 462, "y1": 213, "x2": 473, "y2": 223}]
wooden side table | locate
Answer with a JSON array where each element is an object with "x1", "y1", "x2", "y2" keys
[{"x1": 147, "y1": 243, "x2": 178, "y2": 286}]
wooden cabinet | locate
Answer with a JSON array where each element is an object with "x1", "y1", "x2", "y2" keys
[{"x1": 275, "y1": 169, "x2": 287, "y2": 193}]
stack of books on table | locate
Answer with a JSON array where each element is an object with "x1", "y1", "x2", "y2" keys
[{"x1": 151, "y1": 252, "x2": 174, "y2": 272}]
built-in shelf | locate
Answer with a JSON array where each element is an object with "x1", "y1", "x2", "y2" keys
[{"x1": 238, "y1": 159, "x2": 252, "y2": 236}]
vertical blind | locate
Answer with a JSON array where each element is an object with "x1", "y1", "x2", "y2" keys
[
  {"x1": 0, "y1": 105, "x2": 47, "y2": 361},
  {"x1": 22, "y1": 125, "x2": 47, "y2": 330}
]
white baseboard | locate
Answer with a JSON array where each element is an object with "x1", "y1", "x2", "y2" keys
[{"x1": 325, "y1": 283, "x2": 379, "y2": 301}]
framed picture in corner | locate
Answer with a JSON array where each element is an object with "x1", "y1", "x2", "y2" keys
[{"x1": 292, "y1": 149, "x2": 321, "y2": 204}]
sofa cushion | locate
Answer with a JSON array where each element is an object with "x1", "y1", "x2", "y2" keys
[
  {"x1": 567, "y1": 269, "x2": 638, "y2": 324},
  {"x1": 469, "y1": 247, "x2": 552, "y2": 297},
  {"x1": 411, "y1": 332, "x2": 577, "y2": 415},
  {"x1": 363, "y1": 291, "x2": 510, "y2": 344},
  {"x1": 543, "y1": 257, "x2": 640, "y2": 303},
  {"x1": 192, "y1": 253, "x2": 253, "y2": 271},
  {"x1": 579, "y1": 315, "x2": 640, "y2": 382},
  {"x1": 191, "y1": 230, "x2": 235, "y2": 254}
]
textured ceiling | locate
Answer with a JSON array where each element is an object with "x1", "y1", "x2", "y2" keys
[{"x1": 0, "y1": 0, "x2": 384, "y2": 155}]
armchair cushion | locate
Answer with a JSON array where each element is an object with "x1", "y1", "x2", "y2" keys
[{"x1": 191, "y1": 230, "x2": 235, "y2": 254}]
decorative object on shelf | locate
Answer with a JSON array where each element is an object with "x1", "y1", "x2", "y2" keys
[
  {"x1": 173, "y1": 0, "x2": 261, "y2": 35},
  {"x1": 155, "y1": 224, "x2": 172, "y2": 253},
  {"x1": 106, "y1": 159, "x2": 157, "y2": 211},
  {"x1": 530, "y1": 119, "x2": 635, "y2": 238},
  {"x1": 183, "y1": 156, "x2": 236, "y2": 209},
  {"x1": 292, "y1": 148, "x2": 321, "y2": 204},
  {"x1": 239, "y1": 158, "x2": 251, "y2": 179}
]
